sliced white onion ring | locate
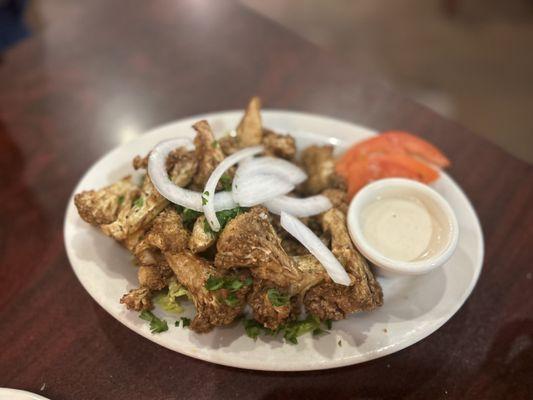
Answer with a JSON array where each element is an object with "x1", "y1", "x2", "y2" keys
[
  {"x1": 233, "y1": 175, "x2": 294, "y2": 207},
  {"x1": 148, "y1": 138, "x2": 238, "y2": 211},
  {"x1": 203, "y1": 146, "x2": 264, "y2": 231},
  {"x1": 264, "y1": 195, "x2": 332, "y2": 217},
  {"x1": 237, "y1": 157, "x2": 307, "y2": 185},
  {"x1": 281, "y1": 211, "x2": 351, "y2": 286}
]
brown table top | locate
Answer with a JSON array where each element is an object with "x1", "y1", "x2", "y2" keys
[{"x1": 1, "y1": 0, "x2": 532, "y2": 399}]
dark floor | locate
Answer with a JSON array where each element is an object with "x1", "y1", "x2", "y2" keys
[{"x1": 242, "y1": 0, "x2": 533, "y2": 162}]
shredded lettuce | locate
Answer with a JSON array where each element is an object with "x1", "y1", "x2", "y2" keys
[{"x1": 154, "y1": 278, "x2": 188, "y2": 315}]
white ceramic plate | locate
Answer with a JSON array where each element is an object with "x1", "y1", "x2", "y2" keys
[
  {"x1": 64, "y1": 110, "x2": 484, "y2": 371},
  {"x1": 0, "y1": 388, "x2": 50, "y2": 400}
]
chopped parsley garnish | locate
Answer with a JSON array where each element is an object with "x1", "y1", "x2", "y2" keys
[
  {"x1": 283, "y1": 315, "x2": 322, "y2": 344},
  {"x1": 338, "y1": 340, "x2": 342, "y2": 347},
  {"x1": 220, "y1": 173, "x2": 233, "y2": 191},
  {"x1": 267, "y1": 288, "x2": 290, "y2": 307},
  {"x1": 117, "y1": 195, "x2": 125, "y2": 205},
  {"x1": 224, "y1": 293, "x2": 239, "y2": 307},
  {"x1": 174, "y1": 204, "x2": 184, "y2": 213},
  {"x1": 133, "y1": 196, "x2": 144, "y2": 208},
  {"x1": 182, "y1": 208, "x2": 202, "y2": 227},
  {"x1": 211, "y1": 140, "x2": 220, "y2": 149},
  {"x1": 242, "y1": 315, "x2": 330, "y2": 344},
  {"x1": 202, "y1": 191, "x2": 209, "y2": 205},
  {"x1": 205, "y1": 276, "x2": 224, "y2": 291},
  {"x1": 215, "y1": 206, "x2": 246, "y2": 227},
  {"x1": 205, "y1": 275, "x2": 252, "y2": 292},
  {"x1": 139, "y1": 310, "x2": 168, "y2": 333},
  {"x1": 243, "y1": 319, "x2": 263, "y2": 340},
  {"x1": 175, "y1": 317, "x2": 191, "y2": 328},
  {"x1": 325, "y1": 319, "x2": 333, "y2": 330}
]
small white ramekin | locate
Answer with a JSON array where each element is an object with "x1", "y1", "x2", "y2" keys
[{"x1": 347, "y1": 178, "x2": 459, "y2": 276}]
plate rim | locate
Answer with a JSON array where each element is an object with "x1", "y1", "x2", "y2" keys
[{"x1": 63, "y1": 109, "x2": 484, "y2": 371}]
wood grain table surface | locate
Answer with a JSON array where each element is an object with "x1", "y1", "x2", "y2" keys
[{"x1": 0, "y1": 1, "x2": 532, "y2": 399}]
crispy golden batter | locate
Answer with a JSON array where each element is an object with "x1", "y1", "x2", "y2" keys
[
  {"x1": 322, "y1": 188, "x2": 349, "y2": 215},
  {"x1": 248, "y1": 282, "x2": 294, "y2": 330},
  {"x1": 74, "y1": 177, "x2": 138, "y2": 226},
  {"x1": 215, "y1": 207, "x2": 302, "y2": 288},
  {"x1": 189, "y1": 216, "x2": 216, "y2": 253},
  {"x1": 165, "y1": 252, "x2": 250, "y2": 333},
  {"x1": 300, "y1": 145, "x2": 339, "y2": 195},
  {"x1": 236, "y1": 96, "x2": 263, "y2": 147},
  {"x1": 192, "y1": 120, "x2": 225, "y2": 188},
  {"x1": 120, "y1": 287, "x2": 152, "y2": 311},
  {"x1": 262, "y1": 129, "x2": 296, "y2": 160},
  {"x1": 304, "y1": 208, "x2": 383, "y2": 320}
]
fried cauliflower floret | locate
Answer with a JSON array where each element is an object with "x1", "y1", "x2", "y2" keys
[
  {"x1": 215, "y1": 207, "x2": 302, "y2": 289},
  {"x1": 100, "y1": 148, "x2": 196, "y2": 241},
  {"x1": 219, "y1": 97, "x2": 263, "y2": 155},
  {"x1": 189, "y1": 216, "x2": 216, "y2": 253},
  {"x1": 137, "y1": 264, "x2": 173, "y2": 291},
  {"x1": 134, "y1": 207, "x2": 190, "y2": 262},
  {"x1": 100, "y1": 175, "x2": 168, "y2": 241},
  {"x1": 191, "y1": 120, "x2": 225, "y2": 188},
  {"x1": 262, "y1": 129, "x2": 296, "y2": 160},
  {"x1": 120, "y1": 287, "x2": 152, "y2": 311},
  {"x1": 165, "y1": 252, "x2": 250, "y2": 333},
  {"x1": 321, "y1": 188, "x2": 349, "y2": 215},
  {"x1": 300, "y1": 145, "x2": 344, "y2": 195},
  {"x1": 304, "y1": 208, "x2": 383, "y2": 320},
  {"x1": 74, "y1": 176, "x2": 138, "y2": 226},
  {"x1": 248, "y1": 282, "x2": 294, "y2": 330},
  {"x1": 236, "y1": 96, "x2": 263, "y2": 147}
]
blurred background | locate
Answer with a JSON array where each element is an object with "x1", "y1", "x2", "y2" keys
[{"x1": 1, "y1": 0, "x2": 532, "y2": 162}]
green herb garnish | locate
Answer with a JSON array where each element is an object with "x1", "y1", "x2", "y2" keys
[
  {"x1": 133, "y1": 196, "x2": 144, "y2": 208},
  {"x1": 338, "y1": 340, "x2": 342, "y2": 347},
  {"x1": 204, "y1": 275, "x2": 252, "y2": 292},
  {"x1": 117, "y1": 195, "x2": 125, "y2": 205},
  {"x1": 180, "y1": 317, "x2": 191, "y2": 327},
  {"x1": 215, "y1": 206, "x2": 246, "y2": 228},
  {"x1": 243, "y1": 319, "x2": 263, "y2": 340},
  {"x1": 283, "y1": 315, "x2": 322, "y2": 344},
  {"x1": 174, "y1": 204, "x2": 184, "y2": 213},
  {"x1": 224, "y1": 293, "x2": 239, "y2": 307},
  {"x1": 267, "y1": 288, "x2": 290, "y2": 307},
  {"x1": 325, "y1": 319, "x2": 332, "y2": 330},
  {"x1": 139, "y1": 310, "x2": 168, "y2": 333},
  {"x1": 182, "y1": 208, "x2": 202, "y2": 227},
  {"x1": 220, "y1": 173, "x2": 233, "y2": 191},
  {"x1": 205, "y1": 276, "x2": 224, "y2": 291},
  {"x1": 211, "y1": 140, "x2": 219, "y2": 149},
  {"x1": 202, "y1": 191, "x2": 209, "y2": 205}
]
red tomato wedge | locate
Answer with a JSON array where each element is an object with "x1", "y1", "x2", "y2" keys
[
  {"x1": 337, "y1": 131, "x2": 449, "y2": 199},
  {"x1": 337, "y1": 131, "x2": 450, "y2": 173}
]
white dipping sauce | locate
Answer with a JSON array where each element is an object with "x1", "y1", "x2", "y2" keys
[{"x1": 361, "y1": 196, "x2": 436, "y2": 262}]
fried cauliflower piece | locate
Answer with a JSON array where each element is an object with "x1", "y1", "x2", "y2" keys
[
  {"x1": 236, "y1": 96, "x2": 263, "y2": 147},
  {"x1": 120, "y1": 287, "x2": 152, "y2": 311},
  {"x1": 304, "y1": 208, "x2": 383, "y2": 320},
  {"x1": 300, "y1": 145, "x2": 344, "y2": 195},
  {"x1": 262, "y1": 129, "x2": 296, "y2": 160},
  {"x1": 322, "y1": 188, "x2": 349, "y2": 215},
  {"x1": 74, "y1": 176, "x2": 138, "y2": 226},
  {"x1": 100, "y1": 148, "x2": 196, "y2": 241},
  {"x1": 219, "y1": 97, "x2": 263, "y2": 155},
  {"x1": 189, "y1": 215, "x2": 216, "y2": 253},
  {"x1": 100, "y1": 175, "x2": 168, "y2": 241},
  {"x1": 215, "y1": 207, "x2": 302, "y2": 289},
  {"x1": 248, "y1": 282, "x2": 295, "y2": 330},
  {"x1": 191, "y1": 120, "x2": 225, "y2": 188},
  {"x1": 165, "y1": 252, "x2": 250, "y2": 333},
  {"x1": 249, "y1": 255, "x2": 328, "y2": 330}
]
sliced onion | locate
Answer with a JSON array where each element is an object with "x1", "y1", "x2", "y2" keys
[
  {"x1": 280, "y1": 211, "x2": 351, "y2": 286},
  {"x1": 148, "y1": 138, "x2": 238, "y2": 212},
  {"x1": 264, "y1": 195, "x2": 332, "y2": 217},
  {"x1": 233, "y1": 174, "x2": 294, "y2": 207},
  {"x1": 203, "y1": 146, "x2": 264, "y2": 231},
  {"x1": 237, "y1": 157, "x2": 307, "y2": 185}
]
